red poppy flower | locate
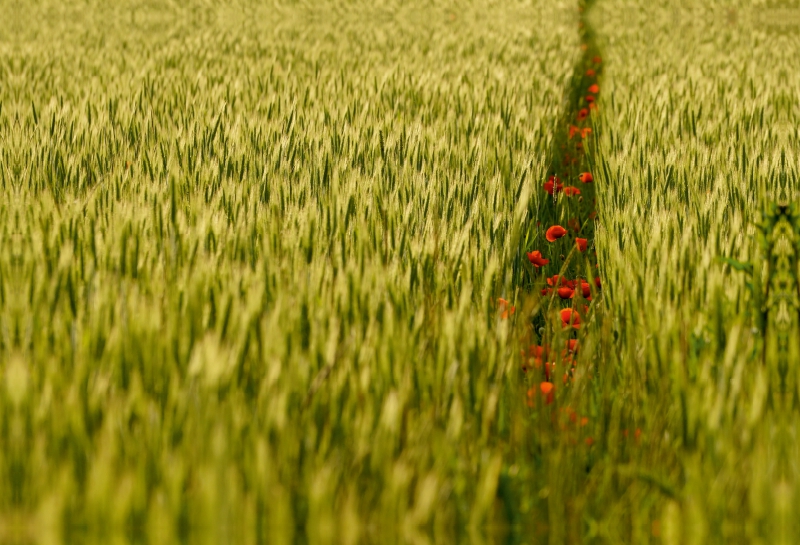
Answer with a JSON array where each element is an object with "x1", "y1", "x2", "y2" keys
[
  {"x1": 527, "y1": 345, "x2": 548, "y2": 361},
  {"x1": 560, "y1": 308, "x2": 581, "y2": 329},
  {"x1": 585, "y1": 95, "x2": 595, "y2": 103},
  {"x1": 579, "y1": 281, "x2": 591, "y2": 298},
  {"x1": 541, "y1": 287, "x2": 553, "y2": 296},
  {"x1": 563, "y1": 186, "x2": 581, "y2": 196},
  {"x1": 586, "y1": 68, "x2": 596, "y2": 77},
  {"x1": 594, "y1": 276, "x2": 602, "y2": 289},
  {"x1": 540, "y1": 381, "x2": 555, "y2": 404},
  {"x1": 568, "y1": 218, "x2": 581, "y2": 232},
  {"x1": 592, "y1": 55, "x2": 602, "y2": 64},
  {"x1": 575, "y1": 142, "x2": 584, "y2": 150},
  {"x1": 588, "y1": 210, "x2": 598, "y2": 219},
  {"x1": 579, "y1": 172, "x2": 594, "y2": 183},
  {"x1": 576, "y1": 237, "x2": 588, "y2": 252},
  {"x1": 546, "y1": 225, "x2": 567, "y2": 242},
  {"x1": 546, "y1": 275, "x2": 563, "y2": 287},
  {"x1": 577, "y1": 108, "x2": 589, "y2": 121},
  {"x1": 581, "y1": 127, "x2": 592, "y2": 138},
  {"x1": 550, "y1": 276, "x2": 574, "y2": 289},
  {"x1": 497, "y1": 298, "x2": 515, "y2": 319},
  {"x1": 569, "y1": 125, "x2": 580, "y2": 139},
  {"x1": 527, "y1": 250, "x2": 550, "y2": 267},
  {"x1": 544, "y1": 175, "x2": 563, "y2": 195},
  {"x1": 588, "y1": 84, "x2": 599, "y2": 94},
  {"x1": 566, "y1": 339, "x2": 579, "y2": 353},
  {"x1": 589, "y1": 102, "x2": 598, "y2": 111},
  {"x1": 557, "y1": 286, "x2": 575, "y2": 299}
]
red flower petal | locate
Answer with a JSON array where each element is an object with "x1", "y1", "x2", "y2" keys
[
  {"x1": 546, "y1": 225, "x2": 568, "y2": 242},
  {"x1": 579, "y1": 172, "x2": 594, "y2": 183},
  {"x1": 576, "y1": 237, "x2": 588, "y2": 252},
  {"x1": 557, "y1": 287, "x2": 575, "y2": 299},
  {"x1": 588, "y1": 84, "x2": 599, "y2": 94},
  {"x1": 526, "y1": 250, "x2": 550, "y2": 267},
  {"x1": 560, "y1": 308, "x2": 581, "y2": 329},
  {"x1": 544, "y1": 175, "x2": 563, "y2": 195},
  {"x1": 540, "y1": 381, "x2": 555, "y2": 404},
  {"x1": 497, "y1": 298, "x2": 515, "y2": 319}
]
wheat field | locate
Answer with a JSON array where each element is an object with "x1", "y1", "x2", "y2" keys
[{"x1": 2, "y1": 0, "x2": 799, "y2": 543}]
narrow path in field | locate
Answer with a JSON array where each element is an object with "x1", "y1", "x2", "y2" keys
[
  {"x1": 516, "y1": 0, "x2": 603, "y2": 404},
  {"x1": 501, "y1": 2, "x2": 609, "y2": 539}
]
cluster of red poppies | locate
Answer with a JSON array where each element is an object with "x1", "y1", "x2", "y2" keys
[
  {"x1": 540, "y1": 274, "x2": 601, "y2": 301},
  {"x1": 522, "y1": 338, "x2": 580, "y2": 400},
  {"x1": 521, "y1": 45, "x2": 603, "y2": 405}
]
